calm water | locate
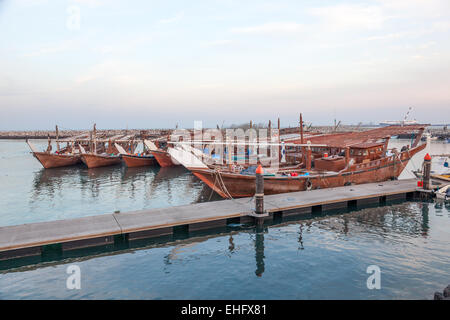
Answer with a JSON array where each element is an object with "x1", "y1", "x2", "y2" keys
[
  {"x1": 0, "y1": 139, "x2": 220, "y2": 227},
  {"x1": 0, "y1": 139, "x2": 449, "y2": 299}
]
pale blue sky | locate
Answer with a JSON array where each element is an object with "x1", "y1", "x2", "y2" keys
[{"x1": 1, "y1": 0, "x2": 449, "y2": 130}]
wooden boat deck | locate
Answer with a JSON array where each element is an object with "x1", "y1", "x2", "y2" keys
[{"x1": 0, "y1": 179, "x2": 422, "y2": 260}]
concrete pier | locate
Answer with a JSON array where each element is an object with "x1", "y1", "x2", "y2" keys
[{"x1": 0, "y1": 179, "x2": 426, "y2": 261}]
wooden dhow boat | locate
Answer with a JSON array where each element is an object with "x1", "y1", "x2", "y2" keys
[
  {"x1": 116, "y1": 141, "x2": 157, "y2": 167},
  {"x1": 79, "y1": 124, "x2": 131, "y2": 169},
  {"x1": 80, "y1": 152, "x2": 122, "y2": 169},
  {"x1": 146, "y1": 139, "x2": 180, "y2": 167},
  {"x1": 170, "y1": 124, "x2": 429, "y2": 198},
  {"x1": 26, "y1": 126, "x2": 82, "y2": 169}
]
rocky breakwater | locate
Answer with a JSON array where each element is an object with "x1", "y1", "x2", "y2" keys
[{"x1": 0, "y1": 129, "x2": 169, "y2": 140}]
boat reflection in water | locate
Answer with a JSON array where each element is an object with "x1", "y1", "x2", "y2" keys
[
  {"x1": 29, "y1": 163, "x2": 207, "y2": 222},
  {"x1": 31, "y1": 165, "x2": 85, "y2": 199},
  {"x1": 254, "y1": 227, "x2": 266, "y2": 277}
]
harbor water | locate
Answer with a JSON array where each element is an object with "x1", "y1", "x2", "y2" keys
[{"x1": 0, "y1": 139, "x2": 449, "y2": 299}]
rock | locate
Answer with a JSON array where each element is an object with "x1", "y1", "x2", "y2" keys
[
  {"x1": 444, "y1": 285, "x2": 450, "y2": 298},
  {"x1": 434, "y1": 292, "x2": 444, "y2": 300}
]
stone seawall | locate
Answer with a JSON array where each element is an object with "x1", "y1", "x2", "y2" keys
[
  {"x1": 0, "y1": 126, "x2": 447, "y2": 140},
  {"x1": 0, "y1": 129, "x2": 169, "y2": 140}
]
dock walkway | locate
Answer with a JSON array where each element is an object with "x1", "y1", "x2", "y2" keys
[{"x1": 0, "y1": 179, "x2": 420, "y2": 260}]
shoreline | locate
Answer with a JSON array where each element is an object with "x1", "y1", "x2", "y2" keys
[
  {"x1": 0, "y1": 129, "x2": 168, "y2": 140},
  {"x1": 0, "y1": 125, "x2": 448, "y2": 140}
]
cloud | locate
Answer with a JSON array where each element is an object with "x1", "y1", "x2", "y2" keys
[
  {"x1": 204, "y1": 40, "x2": 233, "y2": 47},
  {"x1": 74, "y1": 59, "x2": 143, "y2": 86},
  {"x1": 366, "y1": 32, "x2": 407, "y2": 41},
  {"x1": 92, "y1": 34, "x2": 153, "y2": 55},
  {"x1": 158, "y1": 11, "x2": 184, "y2": 24},
  {"x1": 14, "y1": 0, "x2": 50, "y2": 7},
  {"x1": 22, "y1": 39, "x2": 80, "y2": 57},
  {"x1": 231, "y1": 22, "x2": 304, "y2": 35},
  {"x1": 71, "y1": 0, "x2": 108, "y2": 8},
  {"x1": 432, "y1": 21, "x2": 450, "y2": 32},
  {"x1": 309, "y1": 4, "x2": 385, "y2": 31},
  {"x1": 377, "y1": 0, "x2": 450, "y2": 18},
  {"x1": 418, "y1": 41, "x2": 436, "y2": 49}
]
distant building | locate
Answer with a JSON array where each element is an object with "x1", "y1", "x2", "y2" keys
[{"x1": 379, "y1": 120, "x2": 419, "y2": 126}]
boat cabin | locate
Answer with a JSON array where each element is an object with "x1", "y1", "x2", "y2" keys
[
  {"x1": 349, "y1": 142, "x2": 385, "y2": 164},
  {"x1": 313, "y1": 141, "x2": 386, "y2": 171}
]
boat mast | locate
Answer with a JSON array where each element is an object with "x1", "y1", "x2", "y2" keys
[
  {"x1": 93, "y1": 123, "x2": 97, "y2": 154},
  {"x1": 300, "y1": 113, "x2": 304, "y2": 144},
  {"x1": 55, "y1": 125, "x2": 60, "y2": 152},
  {"x1": 268, "y1": 120, "x2": 271, "y2": 158},
  {"x1": 47, "y1": 133, "x2": 52, "y2": 153},
  {"x1": 278, "y1": 117, "x2": 281, "y2": 163}
]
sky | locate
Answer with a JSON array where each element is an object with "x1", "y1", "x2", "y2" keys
[{"x1": 0, "y1": 0, "x2": 449, "y2": 130}]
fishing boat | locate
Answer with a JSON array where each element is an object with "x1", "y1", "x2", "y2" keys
[
  {"x1": 151, "y1": 149, "x2": 177, "y2": 167},
  {"x1": 146, "y1": 139, "x2": 180, "y2": 167},
  {"x1": 171, "y1": 124, "x2": 429, "y2": 198},
  {"x1": 116, "y1": 142, "x2": 157, "y2": 167},
  {"x1": 120, "y1": 153, "x2": 156, "y2": 167},
  {"x1": 81, "y1": 152, "x2": 122, "y2": 169},
  {"x1": 26, "y1": 126, "x2": 82, "y2": 169},
  {"x1": 28, "y1": 141, "x2": 81, "y2": 169},
  {"x1": 79, "y1": 124, "x2": 128, "y2": 169}
]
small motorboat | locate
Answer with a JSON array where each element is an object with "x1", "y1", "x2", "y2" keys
[{"x1": 435, "y1": 184, "x2": 450, "y2": 201}]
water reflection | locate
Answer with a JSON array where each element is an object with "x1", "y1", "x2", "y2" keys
[
  {"x1": 120, "y1": 166, "x2": 158, "y2": 200},
  {"x1": 31, "y1": 166, "x2": 84, "y2": 198},
  {"x1": 434, "y1": 200, "x2": 450, "y2": 214},
  {"x1": 32, "y1": 165, "x2": 197, "y2": 200},
  {"x1": 421, "y1": 203, "x2": 429, "y2": 236},
  {"x1": 228, "y1": 235, "x2": 235, "y2": 253},
  {"x1": 316, "y1": 202, "x2": 429, "y2": 239},
  {"x1": 150, "y1": 167, "x2": 191, "y2": 203},
  {"x1": 78, "y1": 165, "x2": 123, "y2": 198},
  {"x1": 27, "y1": 164, "x2": 207, "y2": 221},
  {"x1": 298, "y1": 224, "x2": 304, "y2": 250},
  {"x1": 254, "y1": 227, "x2": 266, "y2": 277},
  {"x1": 196, "y1": 184, "x2": 223, "y2": 203},
  {"x1": 1, "y1": 201, "x2": 448, "y2": 275}
]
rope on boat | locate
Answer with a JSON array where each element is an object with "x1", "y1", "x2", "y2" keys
[
  {"x1": 405, "y1": 149, "x2": 421, "y2": 176},
  {"x1": 215, "y1": 168, "x2": 235, "y2": 200},
  {"x1": 208, "y1": 169, "x2": 221, "y2": 201},
  {"x1": 211, "y1": 168, "x2": 255, "y2": 208}
]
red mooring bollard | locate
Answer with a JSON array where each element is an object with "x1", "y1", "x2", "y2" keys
[{"x1": 423, "y1": 153, "x2": 432, "y2": 190}]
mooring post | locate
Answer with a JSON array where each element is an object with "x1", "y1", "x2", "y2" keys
[
  {"x1": 255, "y1": 164, "x2": 264, "y2": 226},
  {"x1": 423, "y1": 153, "x2": 432, "y2": 190}
]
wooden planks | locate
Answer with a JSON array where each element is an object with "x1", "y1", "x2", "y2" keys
[{"x1": 0, "y1": 179, "x2": 418, "y2": 260}]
